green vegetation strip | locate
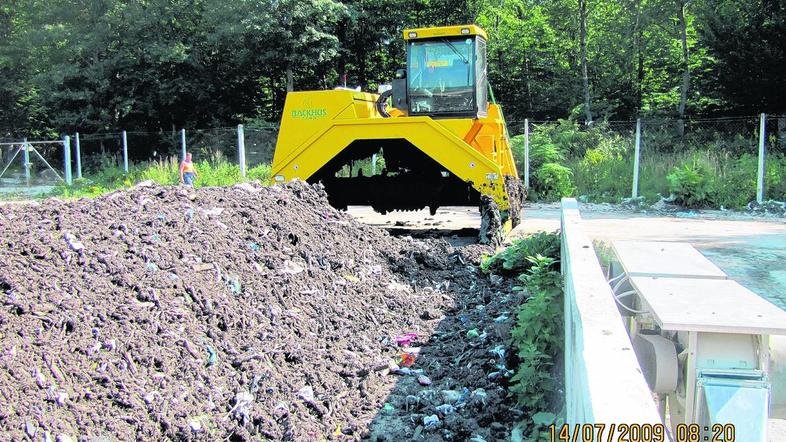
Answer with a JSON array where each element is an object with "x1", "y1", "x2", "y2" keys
[
  {"x1": 482, "y1": 232, "x2": 565, "y2": 441},
  {"x1": 2, "y1": 155, "x2": 273, "y2": 200},
  {"x1": 512, "y1": 120, "x2": 786, "y2": 209}
]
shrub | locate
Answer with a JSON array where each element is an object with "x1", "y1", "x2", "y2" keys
[
  {"x1": 667, "y1": 163, "x2": 710, "y2": 207},
  {"x1": 247, "y1": 163, "x2": 272, "y2": 184},
  {"x1": 531, "y1": 163, "x2": 575, "y2": 201},
  {"x1": 509, "y1": 254, "x2": 563, "y2": 410},
  {"x1": 481, "y1": 231, "x2": 560, "y2": 275}
]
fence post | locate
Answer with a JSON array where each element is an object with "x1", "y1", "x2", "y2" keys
[
  {"x1": 757, "y1": 113, "x2": 766, "y2": 204},
  {"x1": 237, "y1": 124, "x2": 247, "y2": 178},
  {"x1": 75, "y1": 132, "x2": 82, "y2": 179},
  {"x1": 63, "y1": 135, "x2": 73, "y2": 185},
  {"x1": 23, "y1": 138, "x2": 30, "y2": 186},
  {"x1": 122, "y1": 130, "x2": 129, "y2": 173},
  {"x1": 632, "y1": 118, "x2": 641, "y2": 198},
  {"x1": 524, "y1": 118, "x2": 530, "y2": 189},
  {"x1": 181, "y1": 128, "x2": 187, "y2": 161}
]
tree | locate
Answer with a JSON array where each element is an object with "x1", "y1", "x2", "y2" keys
[
  {"x1": 579, "y1": 0, "x2": 592, "y2": 123},
  {"x1": 696, "y1": 0, "x2": 786, "y2": 114},
  {"x1": 676, "y1": 0, "x2": 689, "y2": 134}
]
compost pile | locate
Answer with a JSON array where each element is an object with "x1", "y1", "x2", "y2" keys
[{"x1": 0, "y1": 181, "x2": 524, "y2": 441}]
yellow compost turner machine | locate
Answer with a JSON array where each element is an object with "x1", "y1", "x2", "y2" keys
[{"x1": 272, "y1": 25, "x2": 524, "y2": 244}]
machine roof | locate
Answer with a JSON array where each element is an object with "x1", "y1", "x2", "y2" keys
[{"x1": 402, "y1": 25, "x2": 488, "y2": 41}]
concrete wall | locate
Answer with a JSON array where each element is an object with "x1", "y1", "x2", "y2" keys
[{"x1": 561, "y1": 198, "x2": 666, "y2": 428}]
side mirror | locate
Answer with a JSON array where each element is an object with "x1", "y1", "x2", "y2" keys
[{"x1": 395, "y1": 69, "x2": 407, "y2": 79}]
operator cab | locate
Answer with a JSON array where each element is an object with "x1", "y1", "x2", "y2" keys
[{"x1": 392, "y1": 25, "x2": 488, "y2": 119}]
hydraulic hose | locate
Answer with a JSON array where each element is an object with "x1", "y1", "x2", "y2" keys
[{"x1": 376, "y1": 89, "x2": 394, "y2": 118}]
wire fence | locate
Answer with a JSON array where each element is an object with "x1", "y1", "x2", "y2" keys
[
  {"x1": 507, "y1": 114, "x2": 786, "y2": 206},
  {"x1": 0, "y1": 124, "x2": 278, "y2": 197},
  {"x1": 2, "y1": 114, "x2": 785, "y2": 206},
  {"x1": 0, "y1": 140, "x2": 67, "y2": 196}
]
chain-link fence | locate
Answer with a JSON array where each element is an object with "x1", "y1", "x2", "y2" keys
[
  {"x1": 0, "y1": 123, "x2": 280, "y2": 195},
  {"x1": 245, "y1": 127, "x2": 278, "y2": 167},
  {"x1": 3, "y1": 115, "x2": 784, "y2": 207},
  {"x1": 0, "y1": 139, "x2": 68, "y2": 196},
  {"x1": 509, "y1": 114, "x2": 786, "y2": 207},
  {"x1": 188, "y1": 128, "x2": 238, "y2": 164}
]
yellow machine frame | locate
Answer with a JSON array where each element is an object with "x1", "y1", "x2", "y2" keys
[{"x1": 272, "y1": 25, "x2": 519, "y2": 224}]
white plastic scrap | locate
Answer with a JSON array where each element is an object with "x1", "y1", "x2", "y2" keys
[
  {"x1": 234, "y1": 182, "x2": 261, "y2": 193},
  {"x1": 231, "y1": 390, "x2": 255, "y2": 423},
  {"x1": 423, "y1": 414, "x2": 440, "y2": 430},
  {"x1": 435, "y1": 404, "x2": 455, "y2": 415},
  {"x1": 281, "y1": 260, "x2": 305, "y2": 275},
  {"x1": 493, "y1": 313, "x2": 509, "y2": 323},
  {"x1": 63, "y1": 233, "x2": 84, "y2": 252},
  {"x1": 55, "y1": 391, "x2": 68, "y2": 407},
  {"x1": 298, "y1": 385, "x2": 316, "y2": 404},
  {"x1": 273, "y1": 401, "x2": 290, "y2": 418},
  {"x1": 386, "y1": 281, "x2": 410, "y2": 292},
  {"x1": 488, "y1": 345, "x2": 506, "y2": 359},
  {"x1": 441, "y1": 390, "x2": 462, "y2": 404},
  {"x1": 35, "y1": 369, "x2": 47, "y2": 388},
  {"x1": 487, "y1": 364, "x2": 514, "y2": 380},
  {"x1": 188, "y1": 419, "x2": 202, "y2": 433},
  {"x1": 201, "y1": 207, "x2": 225, "y2": 216}
]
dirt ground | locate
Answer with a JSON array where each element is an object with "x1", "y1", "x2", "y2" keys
[
  {"x1": 350, "y1": 203, "x2": 786, "y2": 310},
  {"x1": 0, "y1": 181, "x2": 525, "y2": 441}
]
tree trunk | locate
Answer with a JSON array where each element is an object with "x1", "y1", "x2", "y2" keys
[
  {"x1": 677, "y1": 0, "x2": 689, "y2": 136},
  {"x1": 633, "y1": 0, "x2": 643, "y2": 111},
  {"x1": 579, "y1": 0, "x2": 592, "y2": 124},
  {"x1": 525, "y1": 55, "x2": 533, "y2": 113},
  {"x1": 286, "y1": 67, "x2": 294, "y2": 92}
]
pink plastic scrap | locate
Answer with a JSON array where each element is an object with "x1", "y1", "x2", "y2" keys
[{"x1": 394, "y1": 333, "x2": 418, "y2": 347}]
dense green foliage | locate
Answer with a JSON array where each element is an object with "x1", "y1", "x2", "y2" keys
[
  {"x1": 513, "y1": 119, "x2": 786, "y2": 207},
  {"x1": 1, "y1": 0, "x2": 785, "y2": 145},
  {"x1": 483, "y1": 232, "x2": 563, "y2": 439}
]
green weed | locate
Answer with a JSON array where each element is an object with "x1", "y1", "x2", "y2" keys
[
  {"x1": 44, "y1": 154, "x2": 272, "y2": 199},
  {"x1": 481, "y1": 231, "x2": 560, "y2": 275},
  {"x1": 485, "y1": 232, "x2": 564, "y2": 440}
]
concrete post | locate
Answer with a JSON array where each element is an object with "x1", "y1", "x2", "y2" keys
[
  {"x1": 237, "y1": 124, "x2": 246, "y2": 178},
  {"x1": 524, "y1": 118, "x2": 530, "y2": 189},
  {"x1": 122, "y1": 130, "x2": 129, "y2": 173},
  {"x1": 64, "y1": 135, "x2": 73, "y2": 185},
  {"x1": 181, "y1": 128, "x2": 187, "y2": 162},
  {"x1": 75, "y1": 132, "x2": 82, "y2": 179},
  {"x1": 632, "y1": 118, "x2": 641, "y2": 198},
  {"x1": 757, "y1": 113, "x2": 766, "y2": 204},
  {"x1": 23, "y1": 138, "x2": 30, "y2": 186}
]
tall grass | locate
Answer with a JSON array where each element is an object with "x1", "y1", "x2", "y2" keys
[{"x1": 47, "y1": 152, "x2": 272, "y2": 199}]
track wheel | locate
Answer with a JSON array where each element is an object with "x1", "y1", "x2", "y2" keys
[{"x1": 478, "y1": 195, "x2": 503, "y2": 246}]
